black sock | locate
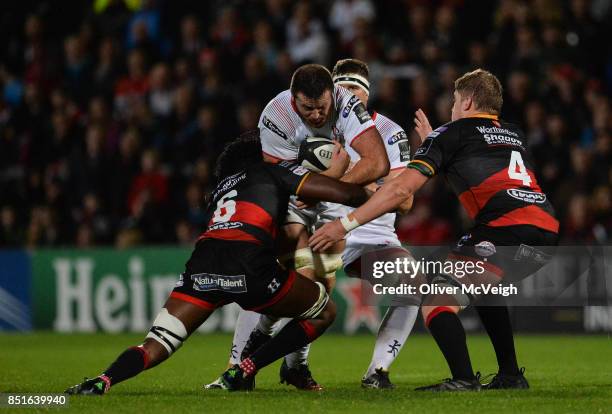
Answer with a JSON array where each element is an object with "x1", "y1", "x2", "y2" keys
[
  {"x1": 102, "y1": 347, "x2": 147, "y2": 386},
  {"x1": 248, "y1": 320, "x2": 312, "y2": 372},
  {"x1": 476, "y1": 305, "x2": 520, "y2": 376},
  {"x1": 427, "y1": 311, "x2": 475, "y2": 381}
]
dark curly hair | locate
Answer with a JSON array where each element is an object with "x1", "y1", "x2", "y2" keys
[{"x1": 214, "y1": 130, "x2": 263, "y2": 182}]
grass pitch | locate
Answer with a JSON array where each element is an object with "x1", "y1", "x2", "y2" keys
[{"x1": 1, "y1": 333, "x2": 610, "y2": 413}]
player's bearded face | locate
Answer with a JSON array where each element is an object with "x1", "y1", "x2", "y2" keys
[{"x1": 294, "y1": 91, "x2": 333, "y2": 128}]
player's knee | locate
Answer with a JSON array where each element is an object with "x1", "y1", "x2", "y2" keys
[
  {"x1": 299, "y1": 281, "x2": 330, "y2": 321},
  {"x1": 320, "y1": 299, "x2": 337, "y2": 327},
  {"x1": 145, "y1": 308, "x2": 188, "y2": 357},
  {"x1": 313, "y1": 252, "x2": 343, "y2": 279},
  {"x1": 422, "y1": 305, "x2": 459, "y2": 327}
]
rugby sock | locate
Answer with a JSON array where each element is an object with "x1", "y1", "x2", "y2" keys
[
  {"x1": 476, "y1": 305, "x2": 520, "y2": 376},
  {"x1": 248, "y1": 319, "x2": 318, "y2": 372},
  {"x1": 102, "y1": 346, "x2": 148, "y2": 386},
  {"x1": 365, "y1": 306, "x2": 418, "y2": 377},
  {"x1": 229, "y1": 310, "x2": 261, "y2": 365},
  {"x1": 426, "y1": 309, "x2": 475, "y2": 380},
  {"x1": 256, "y1": 314, "x2": 281, "y2": 336},
  {"x1": 285, "y1": 344, "x2": 310, "y2": 368}
]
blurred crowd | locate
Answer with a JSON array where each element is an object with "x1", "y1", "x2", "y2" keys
[{"x1": 0, "y1": 0, "x2": 611, "y2": 248}]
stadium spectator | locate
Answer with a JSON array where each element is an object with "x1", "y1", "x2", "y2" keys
[{"x1": 0, "y1": 1, "x2": 609, "y2": 247}]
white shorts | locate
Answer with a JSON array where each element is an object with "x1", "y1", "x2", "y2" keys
[
  {"x1": 342, "y1": 238, "x2": 403, "y2": 269},
  {"x1": 285, "y1": 198, "x2": 348, "y2": 231}
]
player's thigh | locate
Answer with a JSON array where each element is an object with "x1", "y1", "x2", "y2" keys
[
  {"x1": 163, "y1": 296, "x2": 214, "y2": 334},
  {"x1": 262, "y1": 272, "x2": 331, "y2": 319}
]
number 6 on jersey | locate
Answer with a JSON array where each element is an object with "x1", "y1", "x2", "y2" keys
[
  {"x1": 508, "y1": 151, "x2": 532, "y2": 186},
  {"x1": 212, "y1": 190, "x2": 237, "y2": 223}
]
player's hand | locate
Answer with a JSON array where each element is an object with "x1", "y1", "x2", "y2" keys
[
  {"x1": 414, "y1": 108, "x2": 433, "y2": 143},
  {"x1": 309, "y1": 220, "x2": 346, "y2": 252},
  {"x1": 321, "y1": 142, "x2": 350, "y2": 179}
]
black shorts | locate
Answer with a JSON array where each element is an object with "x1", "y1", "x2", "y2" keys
[
  {"x1": 450, "y1": 224, "x2": 559, "y2": 281},
  {"x1": 171, "y1": 239, "x2": 297, "y2": 311}
]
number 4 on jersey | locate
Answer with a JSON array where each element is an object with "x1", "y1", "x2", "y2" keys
[
  {"x1": 212, "y1": 190, "x2": 237, "y2": 223},
  {"x1": 508, "y1": 150, "x2": 532, "y2": 186}
]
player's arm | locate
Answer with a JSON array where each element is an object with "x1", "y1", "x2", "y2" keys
[
  {"x1": 268, "y1": 161, "x2": 371, "y2": 208},
  {"x1": 363, "y1": 169, "x2": 414, "y2": 214},
  {"x1": 341, "y1": 126, "x2": 389, "y2": 184},
  {"x1": 298, "y1": 173, "x2": 372, "y2": 208},
  {"x1": 309, "y1": 168, "x2": 428, "y2": 251},
  {"x1": 259, "y1": 107, "x2": 295, "y2": 164},
  {"x1": 309, "y1": 118, "x2": 452, "y2": 251}
]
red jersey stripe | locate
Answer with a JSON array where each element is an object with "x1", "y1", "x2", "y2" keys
[
  {"x1": 170, "y1": 292, "x2": 217, "y2": 310},
  {"x1": 248, "y1": 270, "x2": 297, "y2": 312},
  {"x1": 458, "y1": 168, "x2": 543, "y2": 219},
  {"x1": 197, "y1": 228, "x2": 262, "y2": 244},
  {"x1": 487, "y1": 205, "x2": 559, "y2": 233}
]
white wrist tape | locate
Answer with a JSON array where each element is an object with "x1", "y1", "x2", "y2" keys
[{"x1": 339, "y1": 215, "x2": 360, "y2": 232}]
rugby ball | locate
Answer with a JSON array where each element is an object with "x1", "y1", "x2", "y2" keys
[{"x1": 297, "y1": 137, "x2": 335, "y2": 172}]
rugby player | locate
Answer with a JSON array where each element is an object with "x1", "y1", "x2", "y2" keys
[
  {"x1": 208, "y1": 64, "x2": 389, "y2": 390},
  {"x1": 332, "y1": 58, "x2": 420, "y2": 389},
  {"x1": 64, "y1": 131, "x2": 373, "y2": 395},
  {"x1": 310, "y1": 69, "x2": 559, "y2": 391}
]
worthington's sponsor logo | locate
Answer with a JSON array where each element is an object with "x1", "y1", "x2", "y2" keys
[
  {"x1": 507, "y1": 189, "x2": 547, "y2": 204},
  {"x1": 476, "y1": 126, "x2": 523, "y2": 147},
  {"x1": 476, "y1": 126, "x2": 519, "y2": 137}
]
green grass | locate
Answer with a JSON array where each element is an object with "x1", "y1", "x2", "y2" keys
[{"x1": 1, "y1": 333, "x2": 610, "y2": 413}]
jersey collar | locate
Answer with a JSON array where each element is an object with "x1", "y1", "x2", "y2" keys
[{"x1": 467, "y1": 113, "x2": 499, "y2": 120}]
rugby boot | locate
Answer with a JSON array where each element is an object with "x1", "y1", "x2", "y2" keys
[
  {"x1": 361, "y1": 368, "x2": 394, "y2": 389},
  {"x1": 64, "y1": 376, "x2": 110, "y2": 395},
  {"x1": 218, "y1": 365, "x2": 255, "y2": 391},
  {"x1": 482, "y1": 367, "x2": 529, "y2": 390},
  {"x1": 415, "y1": 373, "x2": 481, "y2": 392},
  {"x1": 279, "y1": 359, "x2": 323, "y2": 391}
]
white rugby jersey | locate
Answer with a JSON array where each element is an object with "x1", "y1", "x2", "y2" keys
[
  {"x1": 345, "y1": 112, "x2": 410, "y2": 245},
  {"x1": 258, "y1": 86, "x2": 376, "y2": 161}
]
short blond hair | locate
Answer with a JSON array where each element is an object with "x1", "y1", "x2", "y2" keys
[{"x1": 454, "y1": 69, "x2": 503, "y2": 115}]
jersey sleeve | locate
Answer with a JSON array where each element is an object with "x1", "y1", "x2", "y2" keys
[
  {"x1": 384, "y1": 128, "x2": 411, "y2": 170},
  {"x1": 408, "y1": 123, "x2": 459, "y2": 177},
  {"x1": 264, "y1": 161, "x2": 312, "y2": 195},
  {"x1": 258, "y1": 102, "x2": 297, "y2": 161},
  {"x1": 337, "y1": 91, "x2": 376, "y2": 148}
]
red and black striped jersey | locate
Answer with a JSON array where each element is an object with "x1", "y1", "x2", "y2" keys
[
  {"x1": 408, "y1": 114, "x2": 559, "y2": 234},
  {"x1": 197, "y1": 161, "x2": 311, "y2": 246}
]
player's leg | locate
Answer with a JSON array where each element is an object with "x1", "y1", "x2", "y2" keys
[
  {"x1": 276, "y1": 221, "x2": 325, "y2": 389},
  {"x1": 229, "y1": 310, "x2": 263, "y2": 366},
  {"x1": 346, "y1": 247, "x2": 420, "y2": 389},
  {"x1": 475, "y1": 298, "x2": 528, "y2": 389},
  {"x1": 206, "y1": 222, "x2": 311, "y2": 389},
  {"x1": 280, "y1": 238, "x2": 344, "y2": 390},
  {"x1": 362, "y1": 305, "x2": 418, "y2": 388},
  {"x1": 221, "y1": 271, "x2": 336, "y2": 390},
  {"x1": 65, "y1": 296, "x2": 214, "y2": 395}
]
